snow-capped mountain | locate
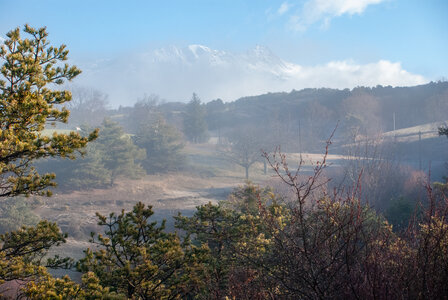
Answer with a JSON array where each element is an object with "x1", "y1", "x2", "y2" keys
[
  {"x1": 138, "y1": 44, "x2": 292, "y2": 78},
  {"x1": 75, "y1": 44, "x2": 426, "y2": 106}
]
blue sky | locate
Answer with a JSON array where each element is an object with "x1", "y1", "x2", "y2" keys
[{"x1": 0, "y1": 0, "x2": 447, "y2": 103}]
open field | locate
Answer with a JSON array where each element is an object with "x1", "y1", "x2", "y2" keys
[
  {"x1": 28, "y1": 130, "x2": 448, "y2": 258},
  {"x1": 382, "y1": 121, "x2": 447, "y2": 143},
  {"x1": 30, "y1": 141, "x2": 353, "y2": 257},
  {"x1": 35, "y1": 173, "x2": 242, "y2": 259},
  {"x1": 41, "y1": 128, "x2": 77, "y2": 136}
]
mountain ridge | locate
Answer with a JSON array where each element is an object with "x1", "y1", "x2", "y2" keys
[{"x1": 75, "y1": 44, "x2": 428, "y2": 106}]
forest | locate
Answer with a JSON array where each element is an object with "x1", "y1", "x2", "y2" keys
[{"x1": 0, "y1": 25, "x2": 447, "y2": 299}]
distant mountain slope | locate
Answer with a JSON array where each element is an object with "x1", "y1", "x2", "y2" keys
[
  {"x1": 75, "y1": 44, "x2": 426, "y2": 106},
  {"x1": 382, "y1": 121, "x2": 447, "y2": 143},
  {"x1": 204, "y1": 82, "x2": 448, "y2": 135}
]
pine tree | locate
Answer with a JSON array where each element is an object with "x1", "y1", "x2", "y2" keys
[
  {"x1": 0, "y1": 220, "x2": 72, "y2": 284},
  {"x1": 0, "y1": 25, "x2": 97, "y2": 197},
  {"x1": 183, "y1": 93, "x2": 208, "y2": 143},
  {"x1": 0, "y1": 25, "x2": 99, "y2": 296},
  {"x1": 134, "y1": 114, "x2": 185, "y2": 173},
  {"x1": 78, "y1": 202, "x2": 206, "y2": 299},
  {"x1": 24, "y1": 271, "x2": 124, "y2": 300},
  {"x1": 175, "y1": 190, "x2": 273, "y2": 299},
  {"x1": 39, "y1": 119, "x2": 146, "y2": 189},
  {"x1": 68, "y1": 142, "x2": 112, "y2": 189},
  {"x1": 439, "y1": 126, "x2": 448, "y2": 137},
  {"x1": 95, "y1": 118, "x2": 146, "y2": 185},
  {"x1": 0, "y1": 197, "x2": 40, "y2": 233}
]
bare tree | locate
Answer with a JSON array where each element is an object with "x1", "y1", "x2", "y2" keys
[
  {"x1": 127, "y1": 94, "x2": 160, "y2": 134},
  {"x1": 341, "y1": 92, "x2": 383, "y2": 137},
  {"x1": 218, "y1": 127, "x2": 267, "y2": 179},
  {"x1": 65, "y1": 86, "x2": 109, "y2": 126},
  {"x1": 256, "y1": 132, "x2": 390, "y2": 298},
  {"x1": 340, "y1": 132, "x2": 412, "y2": 210}
]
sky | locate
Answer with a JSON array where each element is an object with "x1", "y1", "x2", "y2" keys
[{"x1": 0, "y1": 0, "x2": 447, "y2": 104}]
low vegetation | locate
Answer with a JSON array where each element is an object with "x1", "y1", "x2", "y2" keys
[
  {"x1": 2, "y1": 161, "x2": 448, "y2": 299},
  {"x1": 1, "y1": 25, "x2": 447, "y2": 299}
]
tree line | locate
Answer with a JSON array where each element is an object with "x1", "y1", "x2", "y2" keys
[
  {"x1": 2, "y1": 158, "x2": 448, "y2": 299},
  {"x1": 1, "y1": 25, "x2": 448, "y2": 299}
]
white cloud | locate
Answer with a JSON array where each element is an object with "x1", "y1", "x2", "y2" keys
[
  {"x1": 289, "y1": 0, "x2": 386, "y2": 31},
  {"x1": 292, "y1": 60, "x2": 426, "y2": 89},
  {"x1": 314, "y1": 0, "x2": 385, "y2": 16},
  {"x1": 277, "y1": 2, "x2": 292, "y2": 15},
  {"x1": 74, "y1": 46, "x2": 426, "y2": 106}
]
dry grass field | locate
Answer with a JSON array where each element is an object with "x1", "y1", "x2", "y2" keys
[{"x1": 27, "y1": 141, "x2": 369, "y2": 258}]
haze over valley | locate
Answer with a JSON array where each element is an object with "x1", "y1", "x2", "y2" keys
[
  {"x1": 0, "y1": 0, "x2": 447, "y2": 298},
  {"x1": 76, "y1": 44, "x2": 427, "y2": 106}
]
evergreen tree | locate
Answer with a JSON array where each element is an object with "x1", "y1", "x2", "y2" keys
[
  {"x1": 175, "y1": 203, "x2": 242, "y2": 299},
  {"x1": 67, "y1": 142, "x2": 112, "y2": 189},
  {"x1": 24, "y1": 271, "x2": 124, "y2": 300},
  {"x1": 134, "y1": 114, "x2": 185, "y2": 173},
  {"x1": 38, "y1": 119, "x2": 146, "y2": 189},
  {"x1": 439, "y1": 125, "x2": 448, "y2": 137},
  {"x1": 0, "y1": 25, "x2": 97, "y2": 197},
  {"x1": 95, "y1": 118, "x2": 146, "y2": 185},
  {"x1": 183, "y1": 93, "x2": 208, "y2": 143},
  {"x1": 0, "y1": 25, "x2": 96, "y2": 295},
  {"x1": 35, "y1": 144, "x2": 111, "y2": 191},
  {"x1": 77, "y1": 202, "x2": 206, "y2": 299},
  {"x1": 175, "y1": 183, "x2": 278, "y2": 299},
  {"x1": 0, "y1": 197, "x2": 40, "y2": 234},
  {"x1": 0, "y1": 221, "x2": 73, "y2": 284}
]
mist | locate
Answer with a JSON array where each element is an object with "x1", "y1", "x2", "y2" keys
[
  {"x1": 73, "y1": 44, "x2": 427, "y2": 106},
  {"x1": 1, "y1": 0, "x2": 448, "y2": 297}
]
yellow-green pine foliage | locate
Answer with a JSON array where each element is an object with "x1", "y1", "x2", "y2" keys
[
  {"x1": 0, "y1": 24, "x2": 98, "y2": 197},
  {"x1": 78, "y1": 202, "x2": 206, "y2": 299},
  {"x1": 175, "y1": 191, "x2": 274, "y2": 299},
  {"x1": 24, "y1": 271, "x2": 125, "y2": 299},
  {"x1": 0, "y1": 220, "x2": 68, "y2": 287}
]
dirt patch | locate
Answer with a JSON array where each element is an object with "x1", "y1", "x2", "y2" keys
[{"x1": 32, "y1": 173, "x2": 243, "y2": 244}]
